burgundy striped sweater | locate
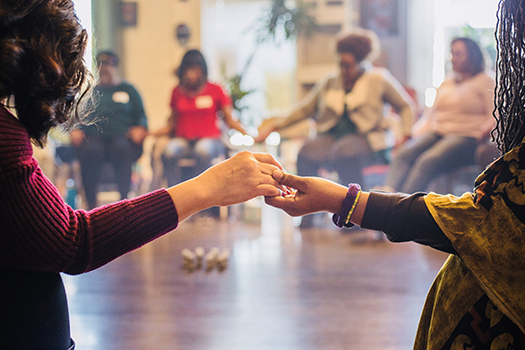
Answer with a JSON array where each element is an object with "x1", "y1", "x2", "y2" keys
[{"x1": 0, "y1": 107, "x2": 179, "y2": 274}]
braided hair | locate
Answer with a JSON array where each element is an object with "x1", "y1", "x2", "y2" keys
[
  {"x1": 494, "y1": 0, "x2": 525, "y2": 154},
  {"x1": 0, "y1": 0, "x2": 94, "y2": 147}
]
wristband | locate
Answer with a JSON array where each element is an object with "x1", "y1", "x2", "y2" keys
[{"x1": 332, "y1": 183, "x2": 361, "y2": 228}]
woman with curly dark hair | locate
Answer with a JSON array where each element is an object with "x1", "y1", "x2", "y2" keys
[
  {"x1": 267, "y1": 0, "x2": 525, "y2": 348},
  {"x1": 257, "y1": 28, "x2": 416, "y2": 228},
  {"x1": 0, "y1": 1, "x2": 285, "y2": 348}
]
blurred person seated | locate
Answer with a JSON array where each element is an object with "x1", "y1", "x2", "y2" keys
[
  {"x1": 70, "y1": 51, "x2": 148, "y2": 209},
  {"x1": 256, "y1": 29, "x2": 415, "y2": 227},
  {"x1": 383, "y1": 37, "x2": 496, "y2": 193},
  {"x1": 150, "y1": 50, "x2": 247, "y2": 188}
]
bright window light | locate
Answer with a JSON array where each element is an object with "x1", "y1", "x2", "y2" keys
[
  {"x1": 425, "y1": 88, "x2": 437, "y2": 108},
  {"x1": 230, "y1": 132, "x2": 255, "y2": 147},
  {"x1": 432, "y1": 0, "x2": 499, "y2": 87},
  {"x1": 230, "y1": 132, "x2": 244, "y2": 147},
  {"x1": 73, "y1": 0, "x2": 92, "y2": 70},
  {"x1": 265, "y1": 132, "x2": 281, "y2": 146}
]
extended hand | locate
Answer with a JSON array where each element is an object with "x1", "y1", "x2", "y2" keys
[
  {"x1": 69, "y1": 129, "x2": 85, "y2": 147},
  {"x1": 254, "y1": 119, "x2": 278, "y2": 143},
  {"x1": 194, "y1": 151, "x2": 287, "y2": 207},
  {"x1": 128, "y1": 126, "x2": 148, "y2": 144},
  {"x1": 264, "y1": 170, "x2": 348, "y2": 216},
  {"x1": 168, "y1": 151, "x2": 287, "y2": 221}
]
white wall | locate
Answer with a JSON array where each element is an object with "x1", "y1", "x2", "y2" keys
[{"x1": 201, "y1": 0, "x2": 297, "y2": 129}]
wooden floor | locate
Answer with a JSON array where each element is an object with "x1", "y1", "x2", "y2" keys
[{"x1": 64, "y1": 204, "x2": 448, "y2": 350}]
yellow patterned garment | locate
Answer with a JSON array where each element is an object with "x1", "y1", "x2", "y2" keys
[{"x1": 416, "y1": 142, "x2": 525, "y2": 350}]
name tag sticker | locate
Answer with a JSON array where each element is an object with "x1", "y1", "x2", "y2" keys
[
  {"x1": 195, "y1": 95, "x2": 213, "y2": 109},
  {"x1": 112, "y1": 91, "x2": 130, "y2": 104}
]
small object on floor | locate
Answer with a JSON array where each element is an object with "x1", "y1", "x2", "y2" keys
[
  {"x1": 194, "y1": 246, "x2": 205, "y2": 268},
  {"x1": 181, "y1": 249, "x2": 196, "y2": 270},
  {"x1": 205, "y1": 250, "x2": 218, "y2": 271},
  {"x1": 217, "y1": 249, "x2": 230, "y2": 271}
]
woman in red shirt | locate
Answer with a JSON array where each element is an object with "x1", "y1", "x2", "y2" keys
[
  {"x1": 154, "y1": 50, "x2": 247, "y2": 186},
  {"x1": 0, "y1": 4, "x2": 284, "y2": 348}
]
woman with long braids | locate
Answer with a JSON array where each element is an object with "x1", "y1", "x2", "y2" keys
[
  {"x1": 0, "y1": 1, "x2": 284, "y2": 349},
  {"x1": 267, "y1": 0, "x2": 525, "y2": 348}
]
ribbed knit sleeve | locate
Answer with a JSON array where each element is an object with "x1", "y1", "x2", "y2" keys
[{"x1": 0, "y1": 107, "x2": 179, "y2": 274}]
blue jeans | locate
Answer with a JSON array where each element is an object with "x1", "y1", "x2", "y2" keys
[
  {"x1": 385, "y1": 133, "x2": 478, "y2": 193},
  {"x1": 162, "y1": 137, "x2": 225, "y2": 186}
]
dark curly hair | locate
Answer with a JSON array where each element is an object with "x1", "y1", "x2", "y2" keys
[
  {"x1": 493, "y1": 0, "x2": 525, "y2": 154},
  {"x1": 0, "y1": 0, "x2": 94, "y2": 147},
  {"x1": 336, "y1": 29, "x2": 379, "y2": 62},
  {"x1": 451, "y1": 37, "x2": 486, "y2": 76}
]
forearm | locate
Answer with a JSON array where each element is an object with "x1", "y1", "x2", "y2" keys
[
  {"x1": 149, "y1": 124, "x2": 172, "y2": 137},
  {"x1": 358, "y1": 191, "x2": 455, "y2": 254},
  {"x1": 167, "y1": 178, "x2": 210, "y2": 222},
  {"x1": 276, "y1": 104, "x2": 315, "y2": 131},
  {"x1": 226, "y1": 118, "x2": 247, "y2": 135},
  {"x1": 398, "y1": 105, "x2": 415, "y2": 137},
  {"x1": 276, "y1": 89, "x2": 319, "y2": 131},
  {"x1": 0, "y1": 164, "x2": 179, "y2": 274},
  {"x1": 383, "y1": 77, "x2": 415, "y2": 137}
]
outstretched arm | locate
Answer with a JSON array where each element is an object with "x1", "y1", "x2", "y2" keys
[
  {"x1": 264, "y1": 170, "x2": 369, "y2": 225},
  {"x1": 265, "y1": 170, "x2": 455, "y2": 253},
  {"x1": 149, "y1": 109, "x2": 178, "y2": 137},
  {"x1": 169, "y1": 151, "x2": 285, "y2": 221},
  {"x1": 222, "y1": 105, "x2": 247, "y2": 135},
  {"x1": 1, "y1": 111, "x2": 285, "y2": 274}
]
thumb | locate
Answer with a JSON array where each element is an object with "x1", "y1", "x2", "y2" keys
[{"x1": 272, "y1": 170, "x2": 306, "y2": 191}]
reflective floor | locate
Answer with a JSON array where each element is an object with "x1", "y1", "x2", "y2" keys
[{"x1": 64, "y1": 204, "x2": 448, "y2": 350}]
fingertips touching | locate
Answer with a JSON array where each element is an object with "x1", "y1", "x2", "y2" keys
[
  {"x1": 253, "y1": 153, "x2": 284, "y2": 170},
  {"x1": 272, "y1": 169, "x2": 285, "y2": 181},
  {"x1": 258, "y1": 184, "x2": 282, "y2": 197}
]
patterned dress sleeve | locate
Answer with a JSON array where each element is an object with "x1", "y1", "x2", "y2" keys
[{"x1": 424, "y1": 142, "x2": 525, "y2": 333}]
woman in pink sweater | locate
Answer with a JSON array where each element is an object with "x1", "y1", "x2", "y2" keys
[
  {"x1": 0, "y1": 1, "x2": 283, "y2": 349},
  {"x1": 384, "y1": 37, "x2": 496, "y2": 193}
]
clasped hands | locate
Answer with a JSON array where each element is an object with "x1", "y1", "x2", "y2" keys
[{"x1": 191, "y1": 151, "x2": 348, "y2": 218}]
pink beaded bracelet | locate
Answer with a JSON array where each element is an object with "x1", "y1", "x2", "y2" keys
[{"x1": 332, "y1": 183, "x2": 362, "y2": 228}]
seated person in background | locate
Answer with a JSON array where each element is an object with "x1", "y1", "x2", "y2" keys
[
  {"x1": 151, "y1": 49, "x2": 247, "y2": 187},
  {"x1": 265, "y1": 7, "x2": 525, "y2": 338},
  {"x1": 256, "y1": 29, "x2": 415, "y2": 227},
  {"x1": 383, "y1": 37, "x2": 496, "y2": 193},
  {"x1": 70, "y1": 51, "x2": 148, "y2": 209},
  {"x1": 0, "y1": 2, "x2": 285, "y2": 347}
]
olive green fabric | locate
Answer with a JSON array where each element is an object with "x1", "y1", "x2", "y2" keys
[{"x1": 416, "y1": 141, "x2": 525, "y2": 349}]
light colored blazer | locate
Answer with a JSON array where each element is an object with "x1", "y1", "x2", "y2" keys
[{"x1": 277, "y1": 67, "x2": 415, "y2": 151}]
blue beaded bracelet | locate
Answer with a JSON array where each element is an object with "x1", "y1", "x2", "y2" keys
[{"x1": 332, "y1": 183, "x2": 361, "y2": 228}]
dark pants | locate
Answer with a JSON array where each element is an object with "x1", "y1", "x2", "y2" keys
[
  {"x1": 75, "y1": 135, "x2": 142, "y2": 209},
  {"x1": 385, "y1": 133, "x2": 478, "y2": 193},
  {"x1": 0, "y1": 269, "x2": 74, "y2": 350},
  {"x1": 297, "y1": 133, "x2": 380, "y2": 186}
]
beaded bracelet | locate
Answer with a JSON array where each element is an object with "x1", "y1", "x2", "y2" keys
[{"x1": 332, "y1": 183, "x2": 362, "y2": 228}]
